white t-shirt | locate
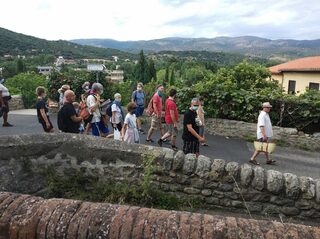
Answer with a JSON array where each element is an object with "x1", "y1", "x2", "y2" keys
[
  {"x1": 0, "y1": 83, "x2": 10, "y2": 97},
  {"x1": 124, "y1": 113, "x2": 137, "y2": 128},
  {"x1": 257, "y1": 111, "x2": 273, "y2": 139},
  {"x1": 111, "y1": 103, "x2": 122, "y2": 124},
  {"x1": 86, "y1": 95, "x2": 101, "y2": 123}
]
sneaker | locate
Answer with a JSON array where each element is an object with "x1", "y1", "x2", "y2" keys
[
  {"x1": 157, "y1": 138, "x2": 163, "y2": 147},
  {"x1": 146, "y1": 138, "x2": 154, "y2": 143},
  {"x1": 139, "y1": 129, "x2": 145, "y2": 134},
  {"x1": 3, "y1": 123, "x2": 13, "y2": 127}
]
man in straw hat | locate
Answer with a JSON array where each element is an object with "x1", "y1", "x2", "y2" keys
[{"x1": 249, "y1": 102, "x2": 276, "y2": 165}]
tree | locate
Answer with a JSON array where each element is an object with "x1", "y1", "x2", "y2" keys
[
  {"x1": 16, "y1": 58, "x2": 26, "y2": 73},
  {"x1": 169, "y1": 68, "x2": 175, "y2": 86},
  {"x1": 5, "y1": 72, "x2": 48, "y2": 108},
  {"x1": 134, "y1": 50, "x2": 148, "y2": 84},
  {"x1": 148, "y1": 59, "x2": 157, "y2": 82},
  {"x1": 164, "y1": 65, "x2": 169, "y2": 87}
]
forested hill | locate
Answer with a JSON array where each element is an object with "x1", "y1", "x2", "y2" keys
[
  {"x1": 71, "y1": 36, "x2": 320, "y2": 60},
  {"x1": 0, "y1": 27, "x2": 136, "y2": 59}
]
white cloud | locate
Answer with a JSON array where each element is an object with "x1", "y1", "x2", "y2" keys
[{"x1": 0, "y1": 0, "x2": 319, "y2": 40}]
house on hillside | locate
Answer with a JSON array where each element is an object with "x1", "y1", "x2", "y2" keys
[
  {"x1": 269, "y1": 56, "x2": 320, "y2": 94},
  {"x1": 106, "y1": 70, "x2": 124, "y2": 83}
]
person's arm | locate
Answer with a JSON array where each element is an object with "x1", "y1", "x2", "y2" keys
[
  {"x1": 260, "y1": 126, "x2": 267, "y2": 141},
  {"x1": 131, "y1": 91, "x2": 136, "y2": 103},
  {"x1": 40, "y1": 108, "x2": 51, "y2": 128},
  {"x1": 170, "y1": 109, "x2": 177, "y2": 127},
  {"x1": 121, "y1": 123, "x2": 127, "y2": 139},
  {"x1": 198, "y1": 106, "x2": 205, "y2": 126},
  {"x1": 187, "y1": 124, "x2": 205, "y2": 142},
  {"x1": 0, "y1": 91, "x2": 4, "y2": 106},
  {"x1": 70, "y1": 115, "x2": 83, "y2": 123},
  {"x1": 153, "y1": 97, "x2": 160, "y2": 118},
  {"x1": 112, "y1": 110, "x2": 117, "y2": 128},
  {"x1": 258, "y1": 114, "x2": 267, "y2": 141}
]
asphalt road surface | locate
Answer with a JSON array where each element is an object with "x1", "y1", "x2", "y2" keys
[{"x1": 1, "y1": 109, "x2": 319, "y2": 179}]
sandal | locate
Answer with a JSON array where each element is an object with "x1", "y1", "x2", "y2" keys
[
  {"x1": 266, "y1": 160, "x2": 276, "y2": 165},
  {"x1": 146, "y1": 139, "x2": 154, "y2": 143},
  {"x1": 249, "y1": 160, "x2": 260, "y2": 165},
  {"x1": 171, "y1": 145, "x2": 178, "y2": 151}
]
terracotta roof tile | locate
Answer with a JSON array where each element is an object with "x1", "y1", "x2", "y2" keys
[{"x1": 269, "y1": 56, "x2": 320, "y2": 74}]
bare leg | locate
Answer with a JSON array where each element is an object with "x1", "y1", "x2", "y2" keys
[
  {"x1": 147, "y1": 127, "x2": 154, "y2": 140},
  {"x1": 84, "y1": 123, "x2": 91, "y2": 134},
  {"x1": 171, "y1": 134, "x2": 176, "y2": 147},
  {"x1": 264, "y1": 152, "x2": 270, "y2": 161},
  {"x1": 3, "y1": 112, "x2": 8, "y2": 124},
  {"x1": 161, "y1": 132, "x2": 171, "y2": 141},
  {"x1": 250, "y1": 150, "x2": 260, "y2": 161},
  {"x1": 137, "y1": 117, "x2": 142, "y2": 130}
]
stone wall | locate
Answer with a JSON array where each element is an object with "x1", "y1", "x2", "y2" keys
[
  {"x1": 0, "y1": 134, "x2": 320, "y2": 223},
  {"x1": 205, "y1": 118, "x2": 320, "y2": 151},
  {"x1": 8, "y1": 95, "x2": 24, "y2": 110},
  {"x1": 0, "y1": 191, "x2": 319, "y2": 239}
]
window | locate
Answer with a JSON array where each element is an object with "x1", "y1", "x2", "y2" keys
[
  {"x1": 309, "y1": 82, "x2": 319, "y2": 91},
  {"x1": 288, "y1": 80, "x2": 296, "y2": 94}
]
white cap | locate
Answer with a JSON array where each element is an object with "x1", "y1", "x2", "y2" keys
[{"x1": 262, "y1": 102, "x2": 272, "y2": 108}]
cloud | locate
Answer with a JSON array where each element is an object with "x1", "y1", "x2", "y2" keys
[{"x1": 0, "y1": 0, "x2": 319, "y2": 40}]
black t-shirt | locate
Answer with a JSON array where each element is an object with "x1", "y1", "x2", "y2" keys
[
  {"x1": 57, "y1": 103, "x2": 80, "y2": 133},
  {"x1": 36, "y1": 98, "x2": 48, "y2": 123},
  {"x1": 182, "y1": 109, "x2": 199, "y2": 141}
]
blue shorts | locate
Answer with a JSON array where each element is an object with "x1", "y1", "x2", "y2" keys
[
  {"x1": 258, "y1": 137, "x2": 271, "y2": 142},
  {"x1": 92, "y1": 121, "x2": 109, "y2": 136},
  {"x1": 135, "y1": 106, "x2": 144, "y2": 117}
]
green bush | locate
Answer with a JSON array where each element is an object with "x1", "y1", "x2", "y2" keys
[{"x1": 6, "y1": 72, "x2": 48, "y2": 108}]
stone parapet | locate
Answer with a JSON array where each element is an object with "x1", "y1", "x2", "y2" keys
[
  {"x1": 8, "y1": 95, "x2": 24, "y2": 110},
  {"x1": 0, "y1": 133, "x2": 320, "y2": 223},
  {"x1": 0, "y1": 191, "x2": 319, "y2": 238}
]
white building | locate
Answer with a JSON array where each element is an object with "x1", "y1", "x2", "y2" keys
[
  {"x1": 37, "y1": 66, "x2": 54, "y2": 75},
  {"x1": 108, "y1": 70, "x2": 124, "y2": 83}
]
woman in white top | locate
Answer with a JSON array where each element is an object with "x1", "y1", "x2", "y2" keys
[{"x1": 121, "y1": 102, "x2": 139, "y2": 144}]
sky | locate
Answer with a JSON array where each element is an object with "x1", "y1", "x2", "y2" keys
[{"x1": 1, "y1": 0, "x2": 319, "y2": 41}]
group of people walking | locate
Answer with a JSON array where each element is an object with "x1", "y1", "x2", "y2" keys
[
  {"x1": 35, "y1": 82, "x2": 210, "y2": 156},
  {"x1": 0, "y1": 77, "x2": 276, "y2": 161}
]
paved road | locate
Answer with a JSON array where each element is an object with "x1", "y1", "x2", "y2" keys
[{"x1": 1, "y1": 110, "x2": 319, "y2": 179}]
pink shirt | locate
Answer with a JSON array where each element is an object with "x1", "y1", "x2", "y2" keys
[{"x1": 152, "y1": 93, "x2": 162, "y2": 116}]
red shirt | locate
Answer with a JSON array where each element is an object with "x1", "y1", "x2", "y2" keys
[
  {"x1": 152, "y1": 93, "x2": 162, "y2": 116},
  {"x1": 165, "y1": 98, "x2": 178, "y2": 124}
]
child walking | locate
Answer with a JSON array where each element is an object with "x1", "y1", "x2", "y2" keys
[
  {"x1": 121, "y1": 102, "x2": 140, "y2": 144},
  {"x1": 36, "y1": 87, "x2": 54, "y2": 133}
]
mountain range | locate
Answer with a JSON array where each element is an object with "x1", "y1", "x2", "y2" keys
[
  {"x1": 71, "y1": 36, "x2": 320, "y2": 60},
  {"x1": 0, "y1": 27, "x2": 135, "y2": 60}
]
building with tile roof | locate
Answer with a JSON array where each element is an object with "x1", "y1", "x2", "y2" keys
[{"x1": 269, "y1": 56, "x2": 320, "y2": 94}]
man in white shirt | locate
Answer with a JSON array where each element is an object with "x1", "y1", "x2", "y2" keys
[
  {"x1": 0, "y1": 79, "x2": 13, "y2": 127},
  {"x1": 249, "y1": 102, "x2": 276, "y2": 165}
]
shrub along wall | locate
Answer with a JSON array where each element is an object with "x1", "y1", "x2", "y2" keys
[{"x1": 0, "y1": 133, "x2": 319, "y2": 223}]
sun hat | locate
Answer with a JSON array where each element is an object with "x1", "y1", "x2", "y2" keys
[
  {"x1": 262, "y1": 102, "x2": 272, "y2": 108},
  {"x1": 58, "y1": 84, "x2": 70, "y2": 93}
]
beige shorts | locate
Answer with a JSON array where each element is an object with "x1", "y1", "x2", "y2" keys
[
  {"x1": 151, "y1": 114, "x2": 163, "y2": 130},
  {"x1": 166, "y1": 124, "x2": 178, "y2": 138}
]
